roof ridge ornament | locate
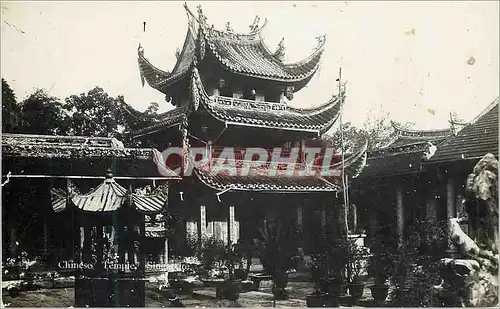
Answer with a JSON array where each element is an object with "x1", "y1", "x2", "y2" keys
[
  {"x1": 138, "y1": 43, "x2": 144, "y2": 57},
  {"x1": 225, "y1": 22, "x2": 234, "y2": 33},
  {"x1": 274, "y1": 37, "x2": 285, "y2": 62},
  {"x1": 249, "y1": 15, "x2": 261, "y2": 32},
  {"x1": 315, "y1": 34, "x2": 326, "y2": 47},
  {"x1": 197, "y1": 5, "x2": 207, "y2": 27}
]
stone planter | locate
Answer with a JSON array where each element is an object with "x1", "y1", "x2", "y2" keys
[
  {"x1": 369, "y1": 284, "x2": 389, "y2": 303},
  {"x1": 348, "y1": 283, "x2": 365, "y2": 299},
  {"x1": 326, "y1": 279, "x2": 345, "y2": 297},
  {"x1": 273, "y1": 274, "x2": 289, "y2": 300},
  {"x1": 306, "y1": 292, "x2": 340, "y2": 307},
  {"x1": 75, "y1": 277, "x2": 145, "y2": 307},
  {"x1": 221, "y1": 279, "x2": 241, "y2": 301},
  {"x1": 234, "y1": 269, "x2": 247, "y2": 280}
]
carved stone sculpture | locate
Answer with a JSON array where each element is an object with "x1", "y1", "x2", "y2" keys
[{"x1": 436, "y1": 153, "x2": 499, "y2": 307}]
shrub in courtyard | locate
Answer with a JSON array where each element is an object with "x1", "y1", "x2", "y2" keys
[
  {"x1": 254, "y1": 219, "x2": 299, "y2": 300},
  {"x1": 388, "y1": 219, "x2": 449, "y2": 307},
  {"x1": 200, "y1": 236, "x2": 226, "y2": 275}
]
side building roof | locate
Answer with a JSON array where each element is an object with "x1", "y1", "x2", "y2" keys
[
  {"x1": 426, "y1": 97, "x2": 499, "y2": 163},
  {"x1": 359, "y1": 122, "x2": 453, "y2": 178}
]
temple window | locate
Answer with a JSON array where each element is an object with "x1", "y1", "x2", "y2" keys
[
  {"x1": 232, "y1": 89, "x2": 243, "y2": 99},
  {"x1": 255, "y1": 91, "x2": 265, "y2": 102},
  {"x1": 279, "y1": 92, "x2": 285, "y2": 103},
  {"x1": 211, "y1": 88, "x2": 220, "y2": 96}
]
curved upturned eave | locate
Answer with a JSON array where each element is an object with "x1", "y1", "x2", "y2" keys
[
  {"x1": 204, "y1": 31, "x2": 324, "y2": 83},
  {"x1": 390, "y1": 121, "x2": 452, "y2": 138},
  {"x1": 137, "y1": 27, "x2": 196, "y2": 93},
  {"x1": 131, "y1": 105, "x2": 190, "y2": 139},
  {"x1": 191, "y1": 68, "x2": 343, "y2": 134},
  {"x1": 318, "y1": 140, "x2": 369, "y2": 178},
  {"x1": 192, "y1": 168, "x2": 340, "y2": 192}
]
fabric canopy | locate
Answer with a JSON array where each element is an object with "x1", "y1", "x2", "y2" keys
[{"x1": 51, "y1": 177, "x2": 168, "y2": 214}]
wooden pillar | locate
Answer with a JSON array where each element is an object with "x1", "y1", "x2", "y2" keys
[
  {"x1": 139, "y1": 216, "x2": 146, "y2": 274},
  {"x1": 228, "y1": 205, "x2": 235, "y2": 245},
  {"x1": 164, "y1": 237, "x2": 169, "y2": 265},
  {"x1": 43, "y1": 219, "x2": 49, "y2": 256},
  {"x1": 297, "y1": 204, "x2": 303, "y2": 233},
  {"x1": 350, "y1": 204, "x2": 358, "y2": 233},
  {"x1": 200, "y1": 205, "x2": 207, "y2": 240},
  {"x1": 446, "y1": 177, "x2": 456, "y2": 219},
  {"x1": 10, "y1": 227, "x2": 17, "y2": 258},
  {"x1": 320, "y1": 204, "x2": 326, "y2": 234},
  {"x1": 446, "y1": 177, "x2": 458, "y2": 253},
  {"x1": 426, "y1": 198, "x2": 437, "y2": 221},
  {"x1": 396, "y1": 184, "x2": 404, "y2": 242},
  {"x1": 79, "y1": 226, "x2": 85, "y2": 263}
]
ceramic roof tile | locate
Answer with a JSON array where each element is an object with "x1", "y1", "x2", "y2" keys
[
  {"x1": 428, "y1": 98, "x2": 499, "y2": 163},
  {"x1": 137, "y1": 4, "x2": 325, "y2": 94}
]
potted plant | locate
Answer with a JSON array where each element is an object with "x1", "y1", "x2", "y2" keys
[
  {"x1": 232, "y1": 239, "x2": 250, "y2": 280},
  {"x1": 322, "y1": 229, "x2": 350, "y2": 298},
  {"x1": 306, "y1": 253, "x2": 331, "y2": 307},
  {"x1": 254, "y1": 219, "x2": 298, "y2": 300},
  {"x1": 346, "y1": 240, "x2": 369, "y2": 300},
  {"x1": 367, "y1": 225, "x2": 397, "y2": 304},
  {"x1": 219, "y1": 242, "x2": 243, "y2": 301}
]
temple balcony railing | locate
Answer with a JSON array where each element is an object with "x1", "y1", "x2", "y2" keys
[{"x1": 210, "y1": 95, "x2": 288, "y2": 112}]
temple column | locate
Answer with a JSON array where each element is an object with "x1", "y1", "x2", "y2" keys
[
  {"x1": 10, "y1": 226, "x2": 17, "y2": 258},
  {"x1": 297, "y1": 204, "x2": 303, "y2": 233},
  {"x1": 320, "y1": 205, "x2": 326, "y2": 234},
  {"x1": 350, "y1": 204, "x2": 358, "y2": 233},
  {"x1": 164, "y1": 237, "x2": 169, "y2": 265},
  {"x1": 139, "y1": 216, "x2": 146, "y2": 274},
  {"x1": 446, "y1": 176, "x2": 458, "y2": 254},
  {"x1": 228, "y1": 205, "x2": 235, "y2": 244},
  {"x1": 396, "y1": 184, "x2": 404, "y2": 242},
  {"x1": 426, "y1": 198, "x2": 437, "y2": 221},
  {"x1": 80, "y1": 226, "x2": 85, "y2": 263},
  {"x1": 200, "y1": 205, "x2": 207, "y2": 240},
  {"x1": 43, "y1": 219, "x2": 49, "y2": 256}
]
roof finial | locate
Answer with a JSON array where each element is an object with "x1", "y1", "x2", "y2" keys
[
  {"x1": 197, "y1": 5, "x2": 207, "y2": 26},
  {"x1": 249, "y1": 15, "x2": 260, "y2": 32},
  {"x1": 175, "y1": 47, "x2": 181, "y2": 59},
  {"x1": 315, "y1": 34, "x2": 326, "y2": 47},
  {"x1": 225, "y1": 22, "x2": 234, "y2": 33},
  {"x1": 274, "y1": 37, "x2": 285, "y2": 61},
  {"x1": 105, "y1": 169, "x2": 114, "y2": 179},
  {"x1": 138, "y1": 43, "x2": 144, "y2": 57}
]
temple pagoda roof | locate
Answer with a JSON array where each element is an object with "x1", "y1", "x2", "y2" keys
[
  {"x1": 133, "y1": 67, "x2": 343, "y2": 138},
  {"x1": 192, "y1": 141, "x2": 367, "y2": 193},
  {"x1": 426, "y1": 97, "x2": 499, "y2": 163},
  {"x1": 380, "y1": 121, "x2": 453, "y2": 150},
  {"x1": 137, "y1": 3, "x2": 325, "y2": 94},
  {"x1": 358, "y1": 122, "x2": 453, "y2": 178}
]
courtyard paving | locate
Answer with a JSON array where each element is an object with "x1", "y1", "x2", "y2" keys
[{"x1": 2, "y1": 272, "x2": 376, "y2": 307}]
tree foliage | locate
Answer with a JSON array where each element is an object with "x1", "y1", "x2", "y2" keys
[
  {"x1": 2, "y1": 81, "x2": 159, "y2": 143},
  {"x1": 2, "y1": 78, "x2": 20, "y2": 132},
  {"x1": 323, "y1": 110, "x2": 415, "y2": 153},
  {"x1": 18, "y1": 89, "x2": 68, "y2": 135}
]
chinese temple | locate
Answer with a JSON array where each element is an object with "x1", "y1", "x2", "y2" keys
[
  {"x1": 134, "y1": 4, "x2": 367, "y2": 253},
  {"x1": 351, "y1": 96, "x2": 498, "y2": 247}
]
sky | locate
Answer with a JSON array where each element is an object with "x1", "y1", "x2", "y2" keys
[{"x1": 1, "y1": 1, "x2": 498, "y2": 130}]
